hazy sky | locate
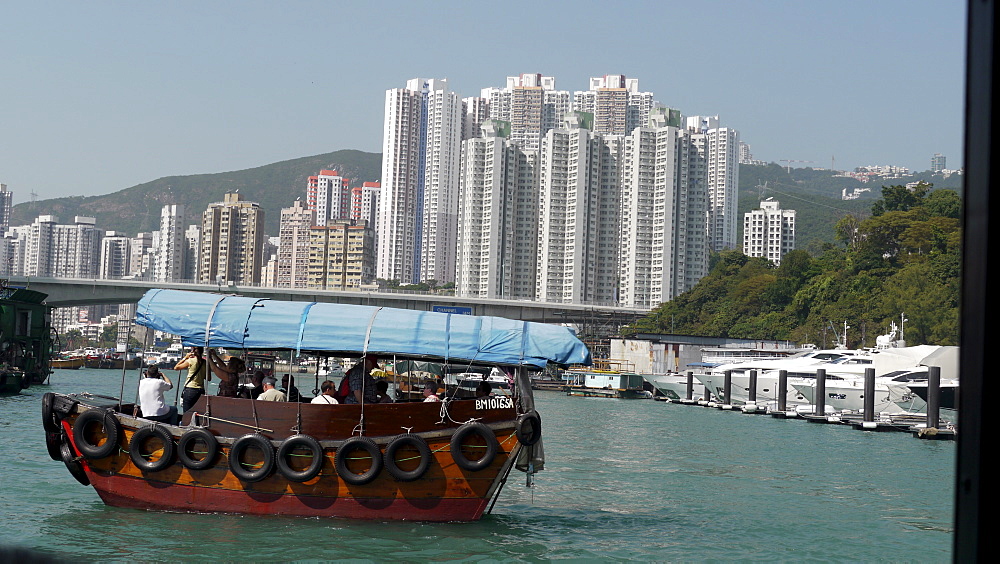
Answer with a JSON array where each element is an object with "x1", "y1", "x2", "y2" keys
[{"x1": 1, "y1": 1, "x2": 966, "y2": 203}]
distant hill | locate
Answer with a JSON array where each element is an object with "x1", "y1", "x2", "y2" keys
[
  {"x1": 737, "y1": 163, "x2": 964, "y2": 251},
  {"x1": 9, "y1": 150, "x2": 382, "y2": 235}
]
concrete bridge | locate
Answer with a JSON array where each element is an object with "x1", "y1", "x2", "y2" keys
[{"x1": 5, "y1": 276, "x2": 648, "y2": 329}]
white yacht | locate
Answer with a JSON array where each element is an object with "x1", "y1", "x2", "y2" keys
[
  {"x1": 694, "y1": 349, "x2": 871, "y2": 406},
  {"x1": 788, "y1": 345, "x2": 958, "y2": 415},
  {"x1": 642, "y1": 372, "x2": 712, "y2": 401}
]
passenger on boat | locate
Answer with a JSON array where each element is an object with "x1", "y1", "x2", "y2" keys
[
  {"x1": 280, "y1": 374, "x2": 302, "y2": 402},
  {"x1": 257, "y1": 376, "x2": 286, "y2": 401},
  {"x1": 422, "y1": 382, "x2": 440, "y2": 402},
  {"x1": 310, "y1": 380, "x2": 339, "y2": 404},
  {"x1": 207, "y1": 349, "x2": 245, "y2": 398},
  {"x1": 138, "y1": 366, "x2": 178, "y2": 424},
  {"x1": 475, "y1": 380, "x2": 493, "y2": 399},
  {"x1": 374, "y1": 379, "x2": 393, "y2": 403},
  {"x1": 239, "y1": 370, "x2": 265, "y2": 399},
  {"x1": 343, "y1": 355, "x2": 379, "y2": 404},
  {"x1": 174, "y1": 346, "x2": 207, "y2": 413}
]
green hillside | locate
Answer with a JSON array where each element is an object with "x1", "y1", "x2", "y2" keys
[
  {"x1": 629, "y1": 182, "x2": 962, "y2": 347},
  {"x1": 737, "y1": 163, "x2": 964, "y2": 251},
  {"x1": 9, "y1": 150, "x2": 382, "y2": 235}
]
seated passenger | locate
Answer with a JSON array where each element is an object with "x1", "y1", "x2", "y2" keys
[
  {"x1": 476, "y1": 380, "x2": 493, "y2": 398},
  {"x1": 258, "y1": 376, "x2": 287, "y2": 401},
  {"x1": 280, "y1": 374, "x2": 302, "y2": 402},
  {"x1": 375, "y1": 380, "x2": 393, "y2": 403},
  {"x1": 422, "y1": 382, "x2": 440, "y2": 402},
  {"x1": 311, "y1": 380, "x2": 339, "y2": 404},
  {"x1": 138, "y1": 366, "x2": 178, "y2": 424},
  {"x1": 239, "y1": 370, "x2": 265, "y2": 399}
]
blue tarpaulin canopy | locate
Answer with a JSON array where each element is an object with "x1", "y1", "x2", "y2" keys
[{"x1": 134, "y1": 289, "x2": 592, "y2": 369}]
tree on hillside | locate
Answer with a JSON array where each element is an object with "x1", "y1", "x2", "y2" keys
[{"x1": 625, "y1": 184, "x2": 961, "y2": 346}]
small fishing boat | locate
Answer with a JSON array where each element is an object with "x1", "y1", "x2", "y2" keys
[
  {"x1": 42, "y1": 289, "x2": 590, "y2": 521},
  {"x1": 51, "y1": 357, "x2": 85, "y2": 369}
]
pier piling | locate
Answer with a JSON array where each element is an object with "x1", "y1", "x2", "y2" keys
[
  {"x1": 777, "y1": 370, "x2": 788, "y2": 412},
  {"x1": 927, "y1": 366, "x2": 941, "y2": 429},
  {"x1": 863, "y1": 368, "x2": 875, "y2": 422},
  {"x1": 814, "y1": 369, "x2": 826, "y2": 416},
  {"x1": 685, "y1": 370, "x2": 693, "y2": 401}
]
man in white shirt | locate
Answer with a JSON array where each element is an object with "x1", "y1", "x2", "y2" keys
[
  {"x1": 311, "y1": 380, "x2": 339, "y2": 404},
  {"x1": 138, "y1": 366, "x2": 177, "y2": 424}
]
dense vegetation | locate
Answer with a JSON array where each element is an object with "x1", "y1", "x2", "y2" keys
[{"x1": 627, "y1": 182, "x2": 961, "y2": 347}]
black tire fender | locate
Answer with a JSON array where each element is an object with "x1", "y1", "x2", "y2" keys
[
  {"x1": 335, "y1": 436, "x2": 382, "y2": 485},
  {"x1": 450, "y1": 422, "x2": 499, "y2": 472},
  {"x1": 516, "y1": 410, "x2": 542, "y2": 446},
  {"x1": 129, "y1": 425, "x2": 176, "y2": 473},
  {"x1": 178, "y1": 428, "x2": 220, "y2": 471},
  {"x1": 228, "y1": 433, "x2": 275, "y2": 483},
  {"x1": 383, "y1": 434, "x2": 431, "y2": 482},
  {"x1": 45, "y1": 430, "x2": 63, "y2": 461},
  {"x1": 72, "y1": 409, "x2": 122, "y2": 459},
  {"x1": 60, "y1": 439, "x2": 90, "y2": 486},
  {"x1": 276, "y1": 434, "x2": 325, "y2": 483},
  {"x1": 42, "y1": 392, "x2": 60, "y2": 433}
]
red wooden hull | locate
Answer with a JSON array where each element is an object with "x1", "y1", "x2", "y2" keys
[{"x1": 53, "y1": 393, "x2": 529, "y2": 522}]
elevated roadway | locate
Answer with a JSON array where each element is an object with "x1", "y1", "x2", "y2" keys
[{"x1": 5, "y1": 276, "x2": 649, "y2": 328}]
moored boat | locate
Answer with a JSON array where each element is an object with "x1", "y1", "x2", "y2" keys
[
  {"x1": 1, "y1": 287, "x2": 54, "y2": 394},
  {"x1": 50, "y1": 357, "x2": 85, "y2": 369},
  {"x1": 42, "y1": 289, "x2": 590, "y2": 521}
]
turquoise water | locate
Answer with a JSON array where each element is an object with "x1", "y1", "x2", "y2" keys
[{"x1": 2, "y1": 369, "x2": 954, "y2": 561}]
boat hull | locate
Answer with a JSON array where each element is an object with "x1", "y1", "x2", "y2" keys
[
  {"x1": 85, "y1": 358, "x2": 142, "y2": 370},
  {"x1": 51, "y1": 358, "x2": 85, "y2": 369},
  {"x1": 50, "y1": 392, "x2": 528, "y2": 522}
]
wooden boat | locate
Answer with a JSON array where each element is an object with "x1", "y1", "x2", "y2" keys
[
  {"x1": 43, "y1": 289, "x2": 590, "y2": 521},
  {"x1": 0, "y1": 287, "x2": 54, "y2": 394},
  {"x1": 84, "y1": 356, "x2": 142, "y2": 370},
  {"x1": 51, "y1": 357, "x2": 85, "y2": 369}
]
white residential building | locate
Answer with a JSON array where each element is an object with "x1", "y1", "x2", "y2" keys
[
  {"x1": 618, "y1": 109, "x2": 709, "y2": 308},
  {"x1": 536, "y1": 113, "x2": 622, "y2": 305},
  {"x1": 155, "y1": 204, "x2": 186, "y2": 282},
  {"x1": 52, "y1": 217, "x2": 101, "y2": 278},
  {"x1": 573, "y1": 74, "x2": 657, "y2": 137},
  {"x1": 277, "y1": 199, "x2": 315, "y2": 288},
  {"x1": 308, "y1": 170, "x2": 351, "y2": 226},
  {"x1": 483, "y1": 73, "x2": 571, "y2": 156},
  {"x1": 199, "y1": 192, "x2": 265, "y2": 286},
  {"x1": 0, "y1": 184, "x2": 12, "y2": 235},
  {"x1": 456, "y1": 120, "x2": 538, "y2": 299},
  {"x1": 687, "y1": 116, "x2": 740, "y2": 251},
  {"x1": 99, "y1": 231, "x2": 131, "y2": 279},
  {"x1": 377, "y1": 78, "x2": 463, "y2": 284},
  {"x1": 743, "y1": 197, "x2": 795, "y2": 265}
]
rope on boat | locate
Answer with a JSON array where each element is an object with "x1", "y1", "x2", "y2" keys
[{"x1": 192, "y1": 411, "x2": 273, "y2": 433}]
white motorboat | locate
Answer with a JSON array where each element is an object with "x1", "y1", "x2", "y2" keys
[
  {"x1": 642, "y1": 372, "x2": 711, "y2": 400},
  {"x1": 790, "y1": 368, "x2": 933, "y2": 415},
  {"x1": 694, "y1": 349, "x2": 872, "y2": 407}
]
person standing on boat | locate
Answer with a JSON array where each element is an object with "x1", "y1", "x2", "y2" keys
[
  {"x1": 343, "y1": 354, "x2": 379, "y2": 404},
  {"x1": 258, "y1": 376, "x2": 286, "y2": 401},
  {"x1": 174, "y1": 346, "x2": 207, "y2": 412},
  {"x1": 207, "y1": 349, "x2": 245, "y2": 398},
  {"x1": 310, "y1": 380, "x2": 339, "y2": 404},
  {"x1": 138, "y1": 366, "x2": 178, "y2": 424}
]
